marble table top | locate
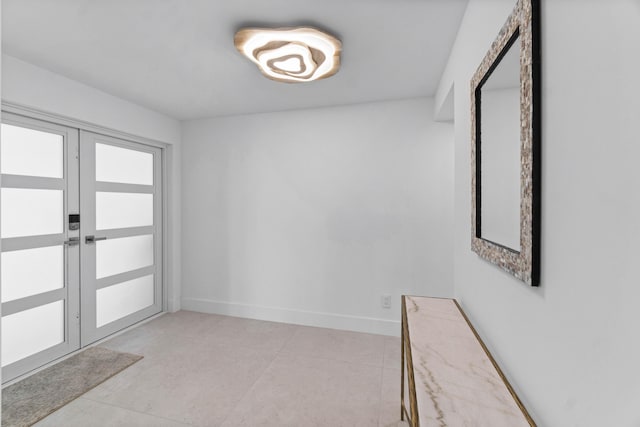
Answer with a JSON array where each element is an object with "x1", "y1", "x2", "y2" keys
[{"x1": 404, "y1": 296, "x2": 533, "y2": 426}]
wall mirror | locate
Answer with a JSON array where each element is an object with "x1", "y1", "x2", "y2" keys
[{"x1": 471, "y1": 0, "x2": 540, "y2": 286}]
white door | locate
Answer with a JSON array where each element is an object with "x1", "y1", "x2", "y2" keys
[
  {"x1": 1, "y1": 115, "x2": 163, "y2": 381},
  {"x1": 79, "y1": 131, "x2": 163, "y2": 345},
  {"x1": 1, "y1": 113, "x2": 80, "y2": 382}
]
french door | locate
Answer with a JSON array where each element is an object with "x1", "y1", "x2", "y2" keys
[
  {"x1": 1, "y1": 114, "x2": 80, "y2": 383},
  {"x1": 1, "y1": 113, "x2": 163, "y2": 382},
  {"x1": 79, "y1": 131, "x2": 162, "y2": 344}
]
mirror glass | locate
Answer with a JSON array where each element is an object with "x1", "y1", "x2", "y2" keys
[{"x1": 479, "y1": 34, "x2": 521, "y2": 251}]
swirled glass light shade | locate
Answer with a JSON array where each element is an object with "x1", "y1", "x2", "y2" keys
[{"x1": 234, "y1": 27, "x2": 342, "y2": 83}]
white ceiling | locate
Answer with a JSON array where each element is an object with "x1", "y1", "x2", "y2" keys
[{"x1": 2, "y1": 0, "x2": 468, "y2": 120}]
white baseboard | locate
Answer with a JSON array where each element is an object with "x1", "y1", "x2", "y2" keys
[{"x1": 180, "y1": 298, "x2": 400, "y2": 337}]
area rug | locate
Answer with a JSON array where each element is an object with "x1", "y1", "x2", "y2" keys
[{"x1": 2, "y1": 346, "x2": 143, "y2": 427}]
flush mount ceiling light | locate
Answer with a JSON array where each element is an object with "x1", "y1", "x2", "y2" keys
[{"x1": 234, "y1": 27, "x2": 342, "y2": 83}]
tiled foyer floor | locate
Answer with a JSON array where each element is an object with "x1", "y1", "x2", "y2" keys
[{"x1": 35, "y1": 311, "x2": 409, "y2": 427}]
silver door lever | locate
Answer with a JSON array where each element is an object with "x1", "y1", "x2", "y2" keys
[{"x1": 85, "y1": 235, "x2": 107, "y2": 244}]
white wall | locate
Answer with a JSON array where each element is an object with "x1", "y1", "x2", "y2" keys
[
  {"x1": 440, "y1": 0, "x2": 640, "y2": 425},
  {"x1": 1, "y1": 54, "x2": 183, "y2": 311},
  {"x1": 181, "y1": 98, "x2": 454, "y2": 336},
  {"x1": 1, "y1": 55, "x2": 180, "y2": 145}
]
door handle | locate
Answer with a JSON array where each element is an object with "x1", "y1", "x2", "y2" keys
[
  {"x1": 64, "y1": 237, "x2": 80, "y2": 246},
  {"x1": 85, "y1": 235, "x2": 107, "y2": 244}
]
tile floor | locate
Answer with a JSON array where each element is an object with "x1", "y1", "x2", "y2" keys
[{"x1": 34, "y1": 311, "x2": 409, "y2": 427}]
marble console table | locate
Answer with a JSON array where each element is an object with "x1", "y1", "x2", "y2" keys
[{"x1": 401, "y1": 296, "x2": 535, "y2": 426}]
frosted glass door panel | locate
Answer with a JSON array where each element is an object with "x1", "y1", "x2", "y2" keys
[
  {"x1": 96, "y1": 192, "x2": 153, "y2": 230},
  {"x1": 1, "y1": 301, "x2": 65, "y2": 367},
  {"x1": 1, "y1": 246, "x2": 64, "y2": 302},
  {"x1": 1, "y1": 188, "x2": 63, "y2": 238},
  {"x1": 96, "y1": 143, "x2": 153, "y2": 185},
  {"x1": 96, "y1": 235, "x2": 154, "y2": 279},
  {"x1": 96, "y1": 275, "x2": 154, "y2": 327},
  {"x1": 1, "y1": 124, "x2": 63, "y2": 178}
]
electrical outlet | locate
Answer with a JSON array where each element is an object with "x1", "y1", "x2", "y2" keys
[{"x1": 381, "y1": 294, "x2": 392, "y2": 309}]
